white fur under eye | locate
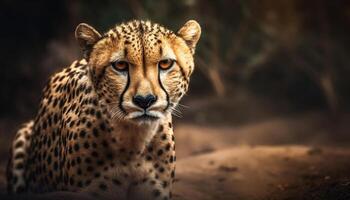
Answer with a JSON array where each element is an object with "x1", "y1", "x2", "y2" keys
[{"x1": 110, "y1": 51, "x2": 125, "y2": 63}]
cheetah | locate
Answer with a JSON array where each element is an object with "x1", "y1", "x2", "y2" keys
[{"x1": 6, "y1": 19, "x2": 201, "y2": 200}]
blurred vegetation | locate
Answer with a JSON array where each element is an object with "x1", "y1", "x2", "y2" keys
[{"x1": 0, "y1": 0, "x2": 349, "y2": 122}]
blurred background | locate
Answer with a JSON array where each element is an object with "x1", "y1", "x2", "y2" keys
[
  {"x1": 1, "y1": 0, "x2": 350, "y2": 199},
  {"x1": 0, "y1": 0, "x2": 350, "y2": 152},
  {"x1": 1, "y1": 0, "x2": 350, "y2": 119}
]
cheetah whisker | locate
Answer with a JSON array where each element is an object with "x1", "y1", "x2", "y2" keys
[{"x1": 170, "y1": 107, "x2": 183, "y2": 118}]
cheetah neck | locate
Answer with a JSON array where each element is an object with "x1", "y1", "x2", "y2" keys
[{"x1": 110, "y1": 117, "x2": 170, "y2": 157}]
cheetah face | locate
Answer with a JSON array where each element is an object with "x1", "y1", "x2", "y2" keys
[{"x1": 75, "y1": 20, "x2": 201, "y2": 124}]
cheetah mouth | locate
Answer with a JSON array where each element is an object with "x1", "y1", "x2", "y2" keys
[
  {"x1": 124, "y1": 108, "x2": 164, "y2": 122},
  {"x1": 133, "y1": 114, "x2": 159, "y2": 121}
]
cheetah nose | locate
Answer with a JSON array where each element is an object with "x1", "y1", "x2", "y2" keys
[{"x1": 132, "y1": 94, "x2": 157, "y2": 109}]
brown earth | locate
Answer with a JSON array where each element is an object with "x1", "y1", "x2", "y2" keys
[{"x1": 173, "y1": 146, "x2": 350, "y2": 200}]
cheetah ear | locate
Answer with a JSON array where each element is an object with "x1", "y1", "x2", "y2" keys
[
  {"x1": 177, "y1": 20, "x2": 201, "y2": 54},
  {"x1": 75, "y1": 23, "x2": 102, "y2": 58}
]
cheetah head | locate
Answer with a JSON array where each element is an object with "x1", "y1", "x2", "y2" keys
[{"x1": 75, "y1": 20, "x2": 201, "y2": 125}]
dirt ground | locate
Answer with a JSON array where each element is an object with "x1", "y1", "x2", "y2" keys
[
  {"x1": 0, "y1": 112, "x2": 350, "y2": 199},
  {"x1": 173, "y1": 146, "x2": 350, "y2": 200}
]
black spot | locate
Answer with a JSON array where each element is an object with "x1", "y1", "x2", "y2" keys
[
  {"x1": 77, "y1": 181, "x2": 83, "y2": 187},
  {"x1": 158, "y1": 167, "x2": 165, "y2": 173},
  {"x1": 42, "y1": 121, "x2": 47, "y2": 129},
  {"x1": 79, "y1": 130, "x2": 87, "y2": 138},
  {"x1": 157, "y1": 149, "x2": 164, "y2": 156},
  {"x1": 85, "y1": 179, "x2": 92, "y2": 186},
  {"x1": 69, "y1": 177, "x2": 75, "y2": 185},
  {"x1": 53, "y1": 99, "x2": 58, "y2": 107},
  {"x1": 93, "y1": 128, "x2": 99, "y2": 137},
  {"x1": 84, "y1": 141, "x2": 90, "y2": 149},
  {"x1": 161, "y1": 134, "x2": 167, "y2": 140},
  {"x1": 146, "y1": 155, "x2": 152, "y2": 161},
  {"x1": 147, "y1": 146, "x2": 153, "y2": 152},
  {"x1": 15, "y1": 140, "x2": 24, "y2": 148},
  {"x1": 99, "y1": 123, "x2": 106, "y2": 131},
  {"x1": 165, "y1": 143, "x2": 171, "y2": 151},
  {"x1": 91, "y1": 151, "x2": 99, "y2": 157},
  {"x1": 89, "y1": 108, "x2": 95, "y2": 115},
  {"x1": 54, "y1": 146, "x2": 59, "y2": 157},
  {"x1": 93, "y1": 99, "x2": 98, "y2": 106},
  {"x1": 84, "y1": 157, "x2": 92, "y2": 164},
  {"x1": 86, "y1": 121, "x2": 92, "y2": 128},
  {"x1": 59, "y1": 99, "x2": 65, "y2": 108},
  {"x1": 96, "y1": 111, "x2": 102, "y2": 119},
  {"x1": 53, "y1": 161, "x2": 58, "y2": 171},
  {"x1": 99, "y1": 183, "x2": 108, "y2": 191},
  {"x1": 94, "y1": 172, "x2": 101, "y2": 178},
  {"x1": 101, "y1": 140, "x2": 109, "y2": 148},
  {"x1": 69, "y1": 120, "x2": 75, "y2": 128},
  {"x1": 158, "y1": 125, "x2": 164, "y2": 132},
  {"x1": 87, "y1": 166, "x2": 94, "y2": 172},
  {"x1": 106, "y1": 152, "x2": 113, "y2": 160},
  {"x1": 153, "y1": 189, "x2": 161, "y2": 197},
  {"x1": 97, "y1": 160, "x2": 105, "y2": 166},
  {"x1": 112, "y1": 178, "x2": 121, "y2": 185},
  {"x1": 85, "y1": 86, "x2": 93, "y2": 94},
  {"x1": 119, "y1": 148, "x2": 125, "y2": 153},
  {"x1": 47, "y1": 155, "x2": 52, "y2": 164},
  {"x1": 74, "y1": 143, "x2": 80, "y2": 151}
]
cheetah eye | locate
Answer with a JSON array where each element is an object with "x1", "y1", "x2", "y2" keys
[
  {"x1": 111, "y1": 60, "x2": 129, "y2": 71},
  {"x1": 158, "y1": 59, "x2": 174, "y2": 70}
]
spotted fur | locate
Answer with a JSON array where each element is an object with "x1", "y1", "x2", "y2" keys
[
  {"x1": 7, "y1": 120, "x2": 34, "y2": 193},
  {"x1": 7, "y1": 19, "x2": 201, "y2": 200}
]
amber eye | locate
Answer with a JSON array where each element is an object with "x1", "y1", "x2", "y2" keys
[
  {"x1": 158, "y1": 59, "x2": 174, "y2": 70},
  {"x1": 111, "y1": 61, "x2": 129, "y2": 71}
]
